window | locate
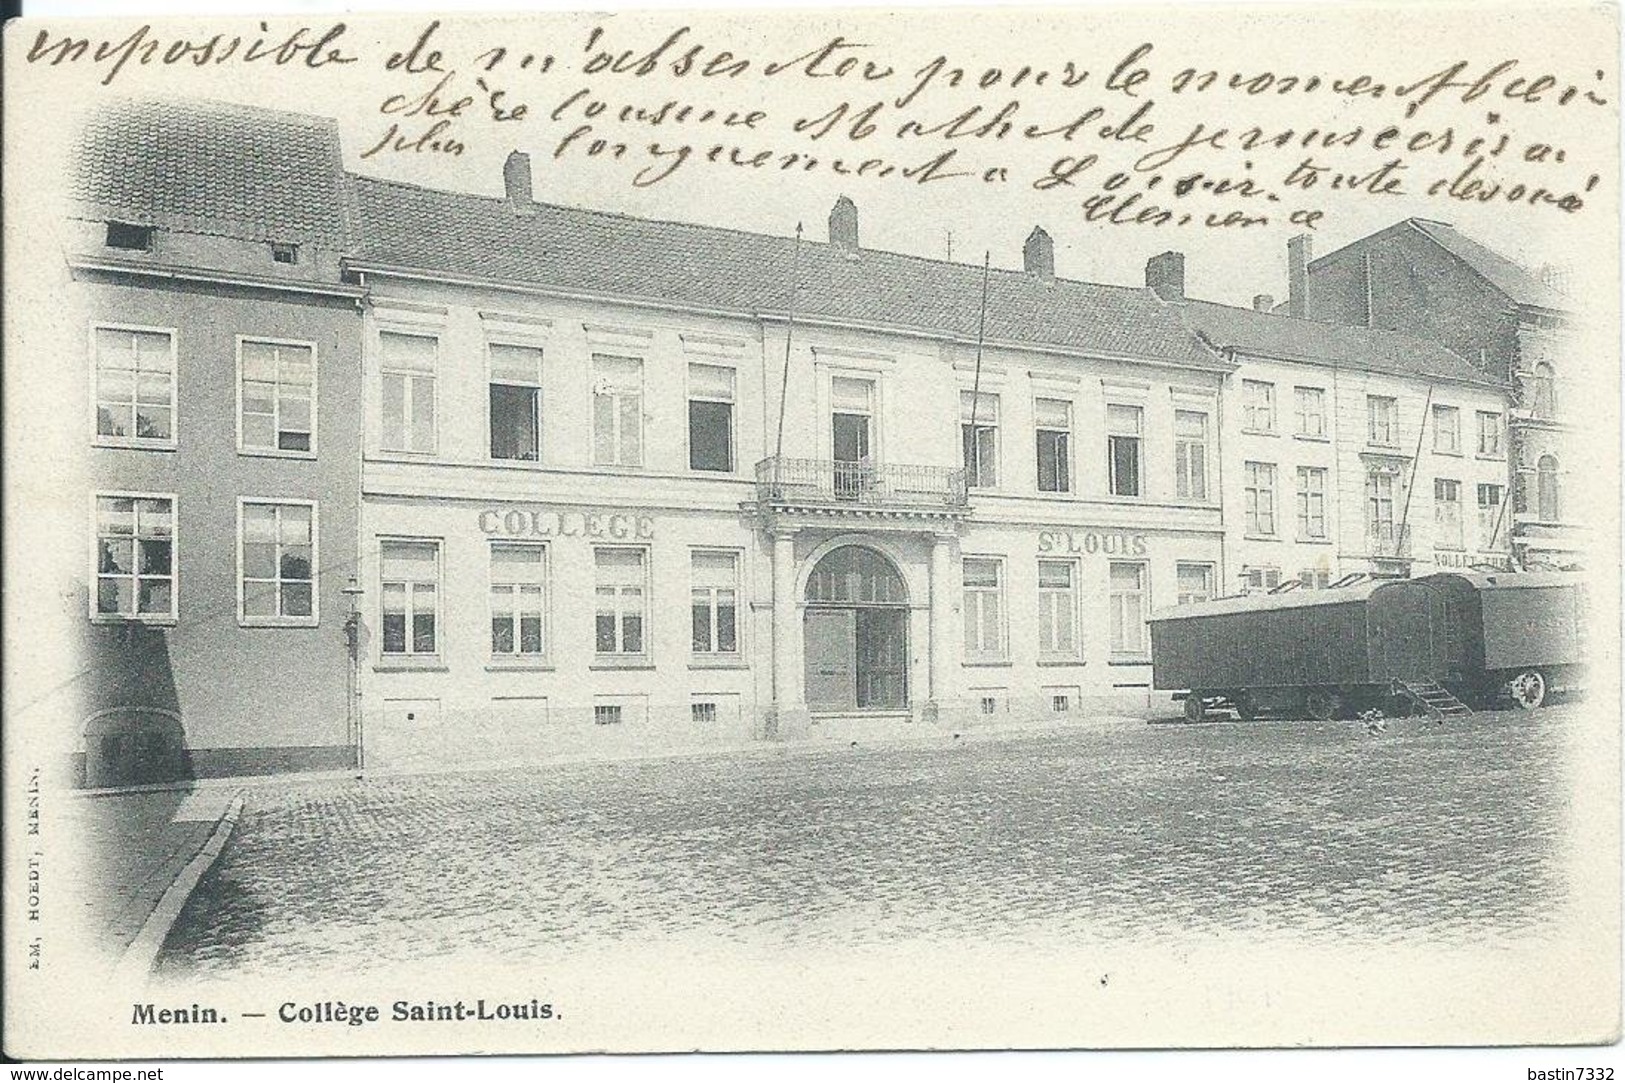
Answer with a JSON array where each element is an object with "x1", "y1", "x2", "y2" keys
[
  {"x1": 380, "y1": 540, "x2": 439, "y2": 656},
  {"x1": 1034, "y1": 398, "x2": 1072, "y2": 493},
  {"x1": 1476, "y1": 411, "x2": 1503, "y2": 457},
  {"x1": 490, "y1": 543, "x2": 547, "y2": 657},
  {"x1": 489, "y1": 343, "x2": 543, "y2": 462},
  {"x1": 691, "y1": 551, "x2": 739, "y2": 654},
  {"x1": 1537, "y1": 455, "x2": 1562, "y2": 522},
  {"x1": 1478, "y1": 483, "x2": 1504, "y2": 548},
  {"x1": 691, "y1": 702, "x2": 718, "y2": 724},
  {"x1": 594, "y1": 704, "x2": 623, "y2": 726},
  {"x1": 593, "y1": 355, "x2": 643, "y2": 467},
  {"x1": 1294, "y1": 386, "x2": 1326, "y2": 437},
  {"x1": 240, "y1": 339, "x2": 314, "y2": 454},
  {"x1": 270, "y1": 242, "x2": 299, "y2": 265},
  {"x1": 595, "y1": 548, "x2": 647, "y2": 656},
  {"x1": 1367, "y1": 471, "x2": 1397, "y2": 541},
  {"x1": 93, "y1": 495, "x2": 174, "y2": 620},
  {"x1": 1434, "y1": 478, "x2": 1463, "y2": 549},
  {"x1": 1245, "y1": 567, "x2": 1282, "y2": 591},
  {"x1": 979, "y1": 696, "x2": 999, "y2": 716},
  {"x1": 1244, "y1": 461, "x2": 1276, "y2": 536},
  {"x1": 1108, "y1": 563, "x2": 1147, "y2": 656},
  {"x1": 240, "y1": 501, "x2": 315, "y2": 624},
  {"x1": 1176, "y1": 562, "x2": 1214, "y2": 605},
  {"x1": 105, "y1": 221, "x2": 153, "y2": 251},
  {"x1": 1106, "y1": 404, "x2": 1143, "y2": 496},
  {"x1": 1367, "y1": 395, "x2": 1398, "y2": 446},
  {"x1": 961, "y1": 391, "x2": 999, "y2": 488},
  {"x1": 962, "y1": 557, "x2": 1005, "y2": 659},
  {"x1": 1037, "y1": 559, "x2": 1078, "y2": 657},
  {"x1": 1530, "y1": 362, "x2": 1556, "y2": 420},
  {"x1": 1242, "y1": 380, "x2": 1275, "y2": 432},
  {"x1": 93, "y1": 327, "x2": 174, "y2": 445},
  {"x1": 1051, "y1": 694, "x2": 1071, "y2": 714},
  {"x1": 1296, "y1": 466, "x2": 1327, "y2": 538},
  {"x1": 688, "y1": 364, "x2": 735, "y2": 472},
  {"x1": 1174, "y1": 409, "x2": 1209, "y2": 501},
  {"x1": 379, "y1": 332, "x2": 437, "y2": 454},
  {"x1": 1433, "y1": 404, "x2": 1461, "y2": 454},
  {"x1": 1298, "y1": 568, "x2": 1331, "y2": 589}
]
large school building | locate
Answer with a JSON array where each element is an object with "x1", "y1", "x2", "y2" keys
[{"x1": 40, "y1": 99, "x2": 1534, "y2": 782}]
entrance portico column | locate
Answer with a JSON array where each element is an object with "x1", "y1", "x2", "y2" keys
[
  {"x1": 925, "y1": 530, "x2": 956, "y2": 727},
  {"x1": 768, "y1": 527, "x2": 808, "y2": 739}
]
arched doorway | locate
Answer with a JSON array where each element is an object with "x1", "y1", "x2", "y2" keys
[{"x1": 803, "y1": 545, "x2": 909, "y2": 712}]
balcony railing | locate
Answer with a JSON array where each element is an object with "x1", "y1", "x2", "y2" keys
[
  {"x1": 755, "y1": 457, "x2": 968, "y2": 510},
  {"x1": 1367, "y1": 525, "x2": 1414, "y2": 559}
]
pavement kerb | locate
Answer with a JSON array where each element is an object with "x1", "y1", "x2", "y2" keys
[{"x1": 111, "y1": 793, "x2": 244, "y2": 983}]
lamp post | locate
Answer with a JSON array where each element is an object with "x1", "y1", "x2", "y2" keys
[{"x1": 341, "y1": 575, "x2": 365, "y2": 773}]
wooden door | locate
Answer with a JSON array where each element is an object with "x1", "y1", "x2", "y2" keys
[{"x1": 804, "y1": 609, "x2": 857, "y2": 712}]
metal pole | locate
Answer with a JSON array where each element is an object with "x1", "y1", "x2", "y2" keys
[
  {"x1": 966, "y1": 252, "x2": 991, "y2": 486},
  {"x1": 771, "y1": 223, "x2": 805, "y2": 493},
  {"x1": 1395, "y1": 384, "x2": 1433, "y2": 563}
]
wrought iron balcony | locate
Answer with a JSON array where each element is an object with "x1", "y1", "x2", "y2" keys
[
  {"x1": 755, "y1": 456, "x2": 968, "y2": 511},
  {"x1": 1367, "y1": 525, "x2": 1414, "y2": 559}
]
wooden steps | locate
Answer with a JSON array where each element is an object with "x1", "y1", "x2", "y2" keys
[{"x1": 1395, "y1": 679, "x2": 1474, "y2": 721}]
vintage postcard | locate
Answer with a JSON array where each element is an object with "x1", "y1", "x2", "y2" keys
[{"x1": 2, "y1": 1, "x2": 1619, "y2": 1062}]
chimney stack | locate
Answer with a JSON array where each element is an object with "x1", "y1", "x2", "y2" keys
[
  {"x1": 504, "y1": 151, "x2": 535, "y2": 216},
  {"x1": 1145, "y1": 251, "x2": 1185, "y2": 301},
  {"x1": 1252, "y1": 293, "x2": 1275, "y2": 313},
  {"x1": 829, "y1": 196, "x2": 859, "y2": 250},
  {"x1": 1023, "y1": 226, "x2": 1055, "y2": 277},
  {"x1": 1287, "y1": 234, "x2": 1312, "y2": 318}
]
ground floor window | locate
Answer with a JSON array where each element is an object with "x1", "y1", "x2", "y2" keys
[
  {"x1": 241, "y1": 500, "x2": 315, "y2": 624},
  {"x1": 962, "y1": 557, "x2": 1006, "y2": 659},
  {"x1": 381, "y1": 540, "x2": 439, "y2": 656},
  {"x1": 490, "y1": 542, "x2": 547, "y2": 657},
  {"x1": 1036, "y1": 559, "x2": 1078, "y2": 658},
  {"x1": 1434, "y1": 478, "x2": 1463, "y2": 549},
  {"x1": 691, "y1": 550, "x2": 739, "y2": 655},
  {"x1": 94, "y1": 493, "x2": 175, "y2": 620},
  {"x1": 595, "y1": 547, "x2": 648, "y2": 657},
  {"x1": 1478, "y1": 483, "x2": 1504, "y2": 548},
  {"x1": 1175, "y1": 562, "x2": 1214, "y2": 605},
  {"x1": 1108, "y1": 562, "x2": 1147, "y2": 656}
]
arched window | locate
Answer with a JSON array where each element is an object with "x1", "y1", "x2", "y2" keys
[
  {"x1": 1531, "y1": 362, "x2": 1557, "y2": 420},
  {"x1": 1537, "y1": 455, "x2": 1562, "y2": 522},
  {"x1": 805, "y1": 545, "x2": 908, "y2": 605}
]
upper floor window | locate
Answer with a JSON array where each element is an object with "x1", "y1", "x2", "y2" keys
[
  {"x1": 1434, "y1": 478, "x2": 1463, "y2": 550},
  {"x1": 1476, "y1": 411, "x2": 1503, "y2": 457},
  {"x1": 1244, "y1": 461, "x2": 1277, "y2": 536},
  {"x1": 688, "y1": 364, "x2": 736, "y2": 472},
  {"x1": 1296, "y1": 466, "x2": 1327, "y2": 539},
  {"x1": 1478, "y1": 484, "x2": 1504, "y2": 548},
  {"x1": 93, "y1": 494, "x2": 175, "y2": 621},
  {"x1": 104, "y1": 221, "x2": 153, "y2": 251},
  {"x1": 1367, "y1": 395, "x2": 1398, "y2": 447},
  {"x1": 1537, "y1": 455, "x2": 1563, "y2": 522},
  {"x1": 1242, "y1": 380, "x2": 1275, "y2": 432},
  {"x1": 94, "y1": 327, "x2": 175, "y2": 447},
  {"x1": 489, "y1": 343, "x2": 543, "y2": 462},
  {"x1": 1174, "y1": 409, "x2": 1209, "y2": 502},
  {"x1": 240, "y1": 339, "x2": 314, "y2": 455},
  {"x1": 1294, "y1": 386, "x2": 1325, "y2": 438},
  {"x1": 270, "y1": 242, "x2": 300, "y2": 265},
  {"x1": 379, "y1": 332, "x2": 437, "y2": 454},
  {"x1": 1432, "y1": 404, "x2": 1461, "y2": 454},
  {"x1": 961, "y1": 391, "x2": 999, "y2": 489},
  {"x1": 240, "y1": 500, "x2": 316, "y2": 624},
  {"x1": 1106, "y1": 404, "x2": 1142, "y2": 497},
  {"x1": 1530, "y1": 362, "x2": 1557, "y2": 420},
  {"x1": 1367, "y1": 470, "x2": 1398, "y2": 539},
  {"x1": 1034, "y1": 397, "x2": 1072, "y2": 494},
  {"x1": 593, "y1": 355, "x2": 643, "y2": 468}
]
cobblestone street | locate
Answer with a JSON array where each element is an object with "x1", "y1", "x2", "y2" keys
[{"x1": 157, "y1": 706, "x2": 1576, "y2": 978}]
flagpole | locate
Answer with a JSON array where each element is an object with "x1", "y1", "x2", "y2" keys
[
  {"x1": 772, "y1": 223, "x2": 804, "y2": 493},
  {"x1": 966, "y1": 252, "x2": 992, "y2": 486}
]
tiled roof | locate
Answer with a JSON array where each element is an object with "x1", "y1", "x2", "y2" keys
[
  {"x1": 69, "y1": 98, "x2": 352, "y2": 247},
  {"x1": 1175, "y1": 299, "x2": 1504, "y2": 388},
  {"x1": 348, "y1": 176, "x2": 1222, "y2": 368},
  {"x1": 1405, "y1": 219, "x2": 1570, "y2": 312}
]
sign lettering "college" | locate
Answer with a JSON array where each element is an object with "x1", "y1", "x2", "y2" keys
[
  {"x1": 1037, "y1": 529, "x2": 1149, "y2": 556},
  {"x1": 479, "y1": 508, "x2": 655, "y2": 540}
]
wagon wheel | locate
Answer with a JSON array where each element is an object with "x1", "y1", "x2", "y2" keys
[
  {"x1": 1184, "y1": 694, "x2": 1208, "y2": 723},
  {"x1": 1507, "y1": 669, "x2": 1547, "y2": 711},
  {"x1": 1231, "y1": 692, "x2": 1256, "y2": 721},
  {"x1": 1305, "y1": 687, "x2": 1344, "y2": 722}
]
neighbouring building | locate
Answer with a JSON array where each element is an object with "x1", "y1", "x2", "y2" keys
[
  {"x1": 60, "y1": 100, "x2": 365, "y2": 784},
  {"x1": 1298, "y1": 219, "x2": 1581, "y2": 569}
]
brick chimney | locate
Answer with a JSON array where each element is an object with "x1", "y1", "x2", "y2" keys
[
  {"x1": 1287, "y1": 234, "x2": 1312, "y2": 318},
  {"x1": 1253, "y1": 293, "x2": 1275, "y2": 313},
  {"x1": 829, "y1": 196, "x2": 859, "y2": 250},
  {"x1": 504, "y1": 151, "x2": 535, "y2": 216},
  {"x1": 1145, "y1": 251, "x2": 1185, "y2": 301},
  {"x1": 1023, "y1": 226, "x2": 1055, "y2": 277}
]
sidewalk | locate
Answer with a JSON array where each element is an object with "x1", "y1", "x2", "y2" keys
[{"x1": 64, "y1": 785, "x2": 242, "y2": 976}]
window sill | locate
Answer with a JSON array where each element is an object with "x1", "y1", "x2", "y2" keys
[
  {"x1": 1433, "y1": 545, "x2": 1468, "y2": 553},
  {"x1": 1108, "y1": 656, "x2": 1151, "y2": 666},
  {"x1": 1241, "y1": 428, "x2": 1278, "y2": 438},
  {"x1": 1243, "y1": 534, "x2": 1282, "y2": 542},
  {"x1": 240, "y1": 447, "x2": 317, "y2": 461},
  {"x1": 1476, "y1": 453, "x2": 1507, "y2": 462},
  {"x1": 486, "y1": 660, "x2": 555, "y2": 672},
  {"x1": 963, "y1": 658, "x2": 1012, "y2": 668},
  {"x1": 1293, "y1": 433, "x2": 1330, "y2": 443},
  {"x1": 688, "y1": 467, "x2": 742, "y2": 479},
  {"x1": 590, "y1": 659, "x2": 656, "y2": 671},
  {"x1": 90, "y1": 615, "x2": 177, "y2": 627},
  {"x1": 590, "y1": 462, "x2": 647, "y2": 474},
  {"x1": 485, "y1": 456, "x2": 547, "y2": 469},
  {"x1": 1432, "y1": 449, "x2": 1464, "y2": 458},
  {"x1": 1034, "y1": 488, "x2": 1075, "y2": 497},
  {"x1": 373, "y1": 660, "x2": 449, "y2": 673},
  {"x1": 689, "y1": 656, "x2": 749, "y2": 670},
  {"x1": 93, "y1": 439, "x2": 176, "y2": 453},
  {"x1": 1365, "y1": 444, "x2": 1405, "y2": 454},
  {"x1": 240, "y1": 618, "x2": 320, "y2": 629},
  {"x1": 1295, "y1": 536, "x2": 1334, "y2": 545},
  {"x1": 1037, "y1": 658, "x2": 1085, "y2": 668}
]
